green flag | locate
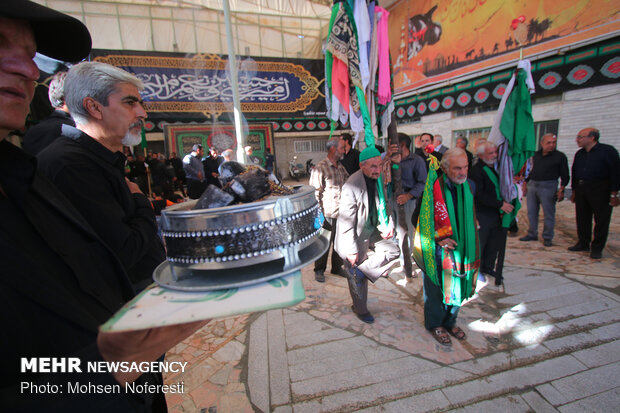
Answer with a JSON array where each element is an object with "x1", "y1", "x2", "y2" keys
[{"x1": 499, "y1": 69, "x2": 536, "y2": 174}]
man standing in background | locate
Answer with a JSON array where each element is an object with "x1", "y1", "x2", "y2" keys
[
  {"x1": 22, "y1": 71, "x2": 74, "y2": 155},
  {"x1": 520, "y1": 133, "x2": 569, "y2": 247},
  {"x1": 184, "y1": 143, "x2": 207, "y2": 199},
  {"x1": 309, "y1": 137, "x2": 348, "y2": 282},
  {"x1": 340, "y1": 133, "x2": 360, "y2": 175},
  {"x1": 569, "y1": 127, "x2": 619, "y2": 259}
]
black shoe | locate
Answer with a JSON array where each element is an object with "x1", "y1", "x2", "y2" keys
[
  {"x1": 494, "y1": 277, "x2": 503, "y2": 286},
  {"x1": 314, "y1": 271, "x2": 325, "y2": 282},
  {"x1": 355, "y1": 312, "x2": 374, "y2": 324},
  {"x1": 543, "y1": 239, "x2": 552, "y2": 247},
  {"x1": 568, "y1": 244, "x2": 589, "y2": 251},
  {"x1": 519, "y1": 235, "x2": 538, "y2": 242},
  {"x1": 590, "y1": 250, "x2": 602, "y2": 259}
]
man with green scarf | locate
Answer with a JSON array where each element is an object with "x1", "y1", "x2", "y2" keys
[
  {"x1": 335, "y1": 146, "x2": 400, "y2": 324},
  {"x1": 470, "y1": 141, "x2": 517, "y2": 286},
  {"x1": 413, "y1": 148, "x2": 480, "y2": 346}
]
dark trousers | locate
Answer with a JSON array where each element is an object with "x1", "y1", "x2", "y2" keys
[
  {"x1": 478, "y1": 217, "x2": 503, "y2": 275},
  {"x1": 187, "y1": 178, "x2": 207, "y2": 199},
  {"x1": 314, "y1": 217, "x2": 343, "y2": 273},
  {"x1": 423, "y1": 255, "x2": 460, "y2": 330},
  {"x1": 574, "y1": 180, "x2": 613, "y2": 253}
]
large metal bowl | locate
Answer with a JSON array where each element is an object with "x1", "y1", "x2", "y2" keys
[{"x1": 158, "y1": 185, "x2": 324, "y2": 284}]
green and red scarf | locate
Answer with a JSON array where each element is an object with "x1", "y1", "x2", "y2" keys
[{"x1": 413, "y1": 157, "x2": 480, "y2": 305}]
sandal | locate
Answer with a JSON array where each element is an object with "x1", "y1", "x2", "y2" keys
[
  {"x1": 430, "y1": 327, "x2": 452, "y2": 345},
  {"x1": 448, "y1": 326, "x2": 466, "y2": 340}
]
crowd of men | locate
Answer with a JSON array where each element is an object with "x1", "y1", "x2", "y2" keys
[{"x1": 309, "y1": 128, "x2": 618, "y2": 346}]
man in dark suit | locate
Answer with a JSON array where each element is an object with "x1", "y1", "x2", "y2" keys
[
  {"x1": 0, "y1": 2, "x2": 204, "y2": 410},
  {"x1": 455, "y1": 136, "x2": 474, "y2": 170},
  {"x1": 469, "y1": 141, "x2": 514, "y2": 285},
  {"x1": 22, "y1": 70, "x2": 75, "y2": 155},
  {"x1": 433, "y1": 134, "x2": 449, "y2": 155}
]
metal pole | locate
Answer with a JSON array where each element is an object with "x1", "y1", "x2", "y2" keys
[{"x1": 222, "y1": 0, "x2": 245, "y2": 163}]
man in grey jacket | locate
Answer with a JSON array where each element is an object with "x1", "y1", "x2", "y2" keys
[{"x1": 335, "y1": 146, "x2": 400, "y2": 324}]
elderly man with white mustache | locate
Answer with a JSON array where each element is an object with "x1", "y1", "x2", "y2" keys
[{"x1": 38, "y1": 62, "x2": 165, "y2": 291}]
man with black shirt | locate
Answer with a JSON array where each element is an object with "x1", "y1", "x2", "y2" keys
[
  {"x1": 38, "y1": 62, "x2": 166, "y2": 291},
  {"x1": 340, "y1": 133, "x2": 360, "y2": 175},
  {"x1": 520, "y1": 133, "x2": 570, "y2": 247},
  {"x1": 569, "y1": 127, "x2": 620, "y2": 259},
  {"x1": 335, "y1": 146, "x2": 399, "y2": 324}
]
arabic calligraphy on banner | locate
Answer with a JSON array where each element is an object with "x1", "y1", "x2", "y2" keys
[{"x1": 93, "y1": 54, "x2": 323, "y2": 114}]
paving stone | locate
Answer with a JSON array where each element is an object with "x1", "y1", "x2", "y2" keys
[
  {"x1": 516, "y1": 290, "x2": 609, "y2": 315},
  {"x1": 536, "y1": 383, "x2": 567, "y2": 406},
  {"x1": 283, "y1": 316, "x2": 330, "y2": 338},
  {"x1": 554, "y1": 309, "x2": 620, "y2": 333},
  {"x1": 546, "y1": 297, "x2": 620, "y2": 319},
  {"x1": 209, "y1": 363, "x2": 233, "y2": 385},
  {"x1": 289, "y1": 349, "x2": 369, "y2": 381},
  {"x1": 451, "y1": 352, "x2": 511, "y2": 375},
  {"x1": 304, "y1": 367, "x2": 468, "y2": 413},
  {"x1": 557, "y1": 387, "x2": 620, "y2": 413},
  {"x1": 212, "y1": 339, "x2": 245, "y2": 363},
  {"x1": 292, "y1": 356, "x2": 469, "y2": 399},
  {"x1": 286, "y1": 327, "x2": 355, "y2": 349},
  {"x1": 590, "y1": 322, "x2": 620, "y2": 341},
  {"x1": 521, "y1": 390, "x2": 560, "y2": 412},
  {"x1": 543, "y1": 331, "x2": 600, "y2": 353},
  {"x1": 445, "y1": 393, "x2": 533, "y2": 412},
  {"x1": 247, "y1": 313, "x2": 269, "y2": 413},
  {"x1": 498, "y1": 282, "x2": 588, "y2": 305},
  {"x1": 535, "y1": 361, "x2": 620, "y2": 405},
  {"x1": 272, "y1": 406, "x2": 293, "y2": 413},
  {"x1": 442, "y1": 355, "x2": 586, "y2": 406},
  {"x1": 267, "y1": 309, "x2": 291, "y2": 406},
  {"x1": 571, "y1": 340, "x2": 620, "y2": 368},
  {"x1": 504, "y1": 274, "x2": 572, "y2": 295},
  {"x1": 356, "y1": 390, "x2": 452, "y2": 413},
  {"x1": 287, "y1": 336, "x2": 374, "y2": 365}
]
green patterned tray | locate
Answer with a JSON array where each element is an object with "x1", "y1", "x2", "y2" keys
[{"x1": 101, "y1": 271, "x2": 305, "y2": 332}]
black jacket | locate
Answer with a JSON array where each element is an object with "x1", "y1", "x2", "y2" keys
[
  {"x1": 0, "y1": 140, "x2": 163, "y2": 411},
  {"x1": 37, "y1": 126, "x2": 165, "y2": 288},
  {"x1": 22, "y1": 109, "x2": 75, "y2": 155},
  {"x1": 469, "y1": 161, "x2": 503, "y2": 227}
]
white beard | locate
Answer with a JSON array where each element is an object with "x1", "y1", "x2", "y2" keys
[{"x1": 122, "y1": 130, "x2": 142, "y2": 147}]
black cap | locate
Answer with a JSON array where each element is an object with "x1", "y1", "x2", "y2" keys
[{"x1": 0, "y1": 0, "x2": 92, "y2": 63}]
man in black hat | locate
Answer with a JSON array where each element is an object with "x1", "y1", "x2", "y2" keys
[{"x1": 0, "y1": 2, "x2": 204, "y2": 411}]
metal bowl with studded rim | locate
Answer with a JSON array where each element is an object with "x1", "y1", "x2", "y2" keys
[{"x1": 154, "y1": 185, "x2": 328, "y2": 291}]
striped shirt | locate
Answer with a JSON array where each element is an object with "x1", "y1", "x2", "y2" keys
[{"x1": 309, "y1": 157, "x2": 349, "y2": 218}]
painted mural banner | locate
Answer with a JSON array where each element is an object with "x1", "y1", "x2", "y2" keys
[
  {"x1": 394, "y1": 38, "x2": 620, "y2": 121},
  {"x1": 388, "y1": 0, "x2": 620, "y2": 95}
]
